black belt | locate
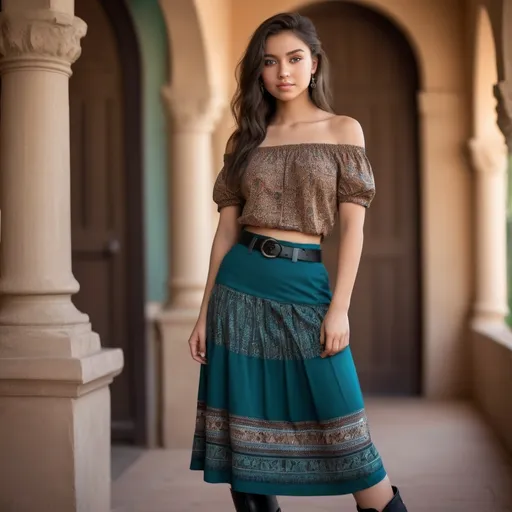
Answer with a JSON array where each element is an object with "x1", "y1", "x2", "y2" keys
[{"x1": 239, "y1": 231, "x2": 322, "y2": 263}]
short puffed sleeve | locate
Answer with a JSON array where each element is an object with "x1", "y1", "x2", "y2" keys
[
  {"x1": 212, "y1": 154, "x2": 244, "y2": 212},
  {"x1": 336, "y1": 145, "x2": 376, "y2": 208}
]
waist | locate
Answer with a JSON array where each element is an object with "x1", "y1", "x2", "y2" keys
[
  {"x1": 243, "y1": 226, "x2": 322, "y2": 245},
  {"x1": 239, "y1": 229, "x2": 322, "y2": 263},
  {"x1": 215, "y1": 241, "x2": 331, "y2": 305}
]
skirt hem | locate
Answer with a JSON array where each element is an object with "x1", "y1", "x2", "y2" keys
[{"x1": 190, "y1": 466, "x2": 388, "y2": 497}]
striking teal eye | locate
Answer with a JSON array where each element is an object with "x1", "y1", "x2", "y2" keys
[{"x1": 290, "y1": 57, "x2": 302, "y2": 63}]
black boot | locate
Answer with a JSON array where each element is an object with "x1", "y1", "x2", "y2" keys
[
  {"x1": 230, "y1": 489, "x2": 281, "y2": 512},
  {"x1": 356, "y1": 486, "x2": 407, "y2": 512}
]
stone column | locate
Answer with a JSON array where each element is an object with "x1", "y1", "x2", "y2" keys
[
  {"x1": 468, "y1": 79, "x2": 512, "y2": 325},
  {"x1": 157, "y1": 88, "x2": 225, "y2": 447},
  {"x1": 417, "y1": 90, "x2": 471, "y2": 398},
  {"x1": 161, "y1": 88, "x2": 225, "y2": 309},
  {"x1": 469, "y1": 138, "x2": 509, "y2": 324},
  {"x1": 0, "y1": 3, "x2": 123, "y2": 512}
]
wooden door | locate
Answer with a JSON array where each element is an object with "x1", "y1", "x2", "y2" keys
[
  {"x1": 70, "y1": 0, "x2": 145, "y2": 442},
  {"x1": 306, "y1": 3, "x2": 421, "y2": 395}
]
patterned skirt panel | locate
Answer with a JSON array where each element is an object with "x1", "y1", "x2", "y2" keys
[{"x1": 189, "y1": 233, "x2": 386, "y2": 496}]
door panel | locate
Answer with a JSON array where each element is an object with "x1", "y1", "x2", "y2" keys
[
  {"x1": 70, "y1": 0, "x2": 139, "y2": 440},
  {"x1": 306, "y1": 3, "x2": 421, "y2": 395}
]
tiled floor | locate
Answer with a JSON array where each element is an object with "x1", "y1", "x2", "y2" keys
[
  {"x1": 112, "y1": 445, "x2": 145, "y2": 481},
  {"x1": 112, "y1": 399, "x2": 512, "y2": 512}
]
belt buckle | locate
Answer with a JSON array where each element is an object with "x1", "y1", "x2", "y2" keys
[{"x1": 260, "y1": 238, "x2": 281, "y2": 259}]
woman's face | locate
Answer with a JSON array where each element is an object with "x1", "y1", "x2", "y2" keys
[{"x1": 260, "y1": 31, "x2": 318, "y2": 102}]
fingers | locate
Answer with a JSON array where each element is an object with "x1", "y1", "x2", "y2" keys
[
  {"x1": 331, "y1": 337, "x2": 341, "y2": 355},
  {"x1": 321, "y1": 333, "x2": 334, "y2": 358},
  {"x1": 199, "y1": 334, "x2": 206, "y2": 360},
  {"x1": 341, "y1": 330, "x2": 350, "y2": 352},
  {"x1": 189, "y1": 332, "x2": 207, "y2": 364},
  {"x1": 320, "y1": 333, "x2": 349, "y2": 358}
]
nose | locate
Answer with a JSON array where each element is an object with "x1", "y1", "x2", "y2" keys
[{"x1": 279, "y1": 66, "x2": 290, "y2": 78}]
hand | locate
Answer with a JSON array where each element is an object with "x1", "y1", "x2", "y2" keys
[
  {"x1": 320, "y1": 308, "x2": 350, "y2": 358},
  {"x1": 188, "y1": 316, "x2": 207, "y2": 364}
]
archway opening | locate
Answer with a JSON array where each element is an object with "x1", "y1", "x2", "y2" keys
[
  {"x1": 70, "y1": 0, "x2": 146, "y2": 444},
  {"x1": 474, "y1": 6, "x2": 501, "y2": 142},
  {"x1": 301, "y1": 1, "x2": 422, "y2": 395}
]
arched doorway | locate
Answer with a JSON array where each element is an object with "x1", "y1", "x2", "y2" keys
[
  {"x1": 70, "y1": 0, "x2": 146, "y2": 443},
  {"x1": 303, "y1": 2, "x2": 422, "y2": 395}
]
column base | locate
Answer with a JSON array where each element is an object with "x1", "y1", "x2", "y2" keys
[
  {"x1": 156, "y1": 307, "x2": 201, "y2": 448},
  {"x1": 167, "y1": 282, "x2": 205, "y2": 311},
  {"x1": 0, "y1": 335, "x2": 123, "y2": 512},
  {"x1": 472, "y1": 301, "x2": 509, "y2": 326}
]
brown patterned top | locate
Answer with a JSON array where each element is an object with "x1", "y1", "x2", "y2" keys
[{"x1": 213, "y1": 143, "x2": 375, "y2": 237}]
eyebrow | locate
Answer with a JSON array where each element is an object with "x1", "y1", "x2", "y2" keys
[{"x1": 263, "y1": 49, "x2": 305, "y2": 58}]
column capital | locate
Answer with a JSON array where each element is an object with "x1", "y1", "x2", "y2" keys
[
  {"x1": 468, "y1": 137, "x2": 508, "y2": 175},
  {"x1": 494, "y1": 80, "x2": 512, "y2": 152},
  {"x1": 161, "y1": 86, "x2": 227, "y2": 133},
  {"x1": 0, "y1": 9, "x2": 87, "y2": 75}
]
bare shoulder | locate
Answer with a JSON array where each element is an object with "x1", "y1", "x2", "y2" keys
[{"x1": 328, "y1": 115, "x2": 365, "y2": 147}]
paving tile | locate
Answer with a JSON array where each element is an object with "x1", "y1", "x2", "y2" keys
[{"x1": 112, "y1": 399, "x2": 512, "y2": 512}]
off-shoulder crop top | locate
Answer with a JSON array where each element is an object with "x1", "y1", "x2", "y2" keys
[{"x1": 212, "y1": 143, "x2": 376, "y2": 237}]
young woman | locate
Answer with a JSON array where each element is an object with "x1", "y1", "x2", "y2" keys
[{"x1": 188, "y1": 12, "x2": 407, "y2": 512}]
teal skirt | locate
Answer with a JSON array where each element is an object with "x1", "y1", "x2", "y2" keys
[{"x1": 190, "y1": 231, "x2": 387, "y2": 496}]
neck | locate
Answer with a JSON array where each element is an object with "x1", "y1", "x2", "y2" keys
[{"x1": 273, "y1": 90, "x2": 317, "y2": 125}]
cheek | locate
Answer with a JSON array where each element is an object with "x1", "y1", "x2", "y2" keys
[
  {"x1": 297, "y1": 61, "x2": 313, "y2": 81},
  {"x1": 261, "y1": 67, "x2": 273, "y2": 86}
]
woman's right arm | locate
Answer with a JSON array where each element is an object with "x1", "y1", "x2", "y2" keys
[
  {"x1": 188, "y1": 205, "x2": 242, "y2": 364},
  {"x1": 198, "y1": 205, "x2": 242, "y2": 322}
]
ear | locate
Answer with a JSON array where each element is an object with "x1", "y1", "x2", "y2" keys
[{"x1": 311, "y1": 56, "x2": 319, "y2": 75}]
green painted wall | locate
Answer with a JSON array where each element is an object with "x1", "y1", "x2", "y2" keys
[{"x1": 126, "y1": 0, "x2": 169, "y2": 303}]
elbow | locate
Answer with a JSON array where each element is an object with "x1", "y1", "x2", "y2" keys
[{"x1": 216, "y1": 206, "x2": 242, "y2": 244}]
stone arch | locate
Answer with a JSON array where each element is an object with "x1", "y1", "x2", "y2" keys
[
  {"x1": 468, "y1": 2, "x2": 510, "y2": 328},
  {"x1": 158, "y1": 0, "x2": 228, "y2": 111},
  {"x1": 299, "y1": 1, "x2": 423, "y2": 395},
  {"x1": 474, "y1": 0, "x2": 512, "y2": 148},
  {"x1": 70, "y1": 0, "x2": 147, "y2": 444},
  {"x1": 503, "y1": 0, "x2": 512, "y2": 79},
  {"x1": 495, "y1": 0, "x2": 512, "y2": 149},
  {"x1": 252, "y1": 0, "x2": 471, "y2": 397},
  {"x1": 481, "y1": 0, "x2": 507, "y2": 81},
  {"x1": 298, "y1": 0, "x2": 425, "y2": 88},
  {"x1": 473, "y1": 5, "x2": 502, "y2": 143},
  {"x1": 158, "y1": 0, "x2": 207, "y2": 93},
  {"x1": 294, "y1": 0, "x2": 464, "y2": 93}
]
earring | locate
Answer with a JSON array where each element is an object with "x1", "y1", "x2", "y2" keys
[
  {"x1": 260, "y1": 81, "x2": 265, "y2": 94},
  {"x1": 310, "y1": 74, "x2": 317, "y2": 89}
]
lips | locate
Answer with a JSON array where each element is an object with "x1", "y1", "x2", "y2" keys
[{"x1": 277, "y1": 83, "x2": 294, "y2": 89}]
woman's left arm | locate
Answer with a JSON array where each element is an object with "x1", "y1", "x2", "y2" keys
[
  {"x1": 320, "y1": 204, "x2": 366, "y2": 358},
  {"x1": 320, "y1": 115, "x2": 370, "y2": 358}
]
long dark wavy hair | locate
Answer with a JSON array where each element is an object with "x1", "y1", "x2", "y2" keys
[{"x1": 225, "y1": 12, "x2": 334, "y2": 186}]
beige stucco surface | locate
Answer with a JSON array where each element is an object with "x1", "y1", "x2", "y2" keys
[
  {"x1": 155, "y1": 0, "x2": 512, "y2": 448},
  {"x1": 1, "y1": 2, "x2": 512, "y2": 510}
]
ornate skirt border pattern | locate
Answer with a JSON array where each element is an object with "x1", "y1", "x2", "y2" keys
[{"x1": 191, "y1": 401, "x2": 383, "y2": 485}]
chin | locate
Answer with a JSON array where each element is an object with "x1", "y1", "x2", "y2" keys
[{"x1": 270, "y1": 88, "x2": 306, "y2": 101}]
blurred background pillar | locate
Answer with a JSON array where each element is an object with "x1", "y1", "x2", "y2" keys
[
  {"x1": 470, "y1": 78, "x2": 512, "y2": 325},
  {"x1": 469, "y1": 136, "x2": 509, "y2": 324},
  {"x1": 157, "y1": 90, "x2": 225, "y2": 447},
  {"x1": 0, "y1": 1, "x2": 123, "y2": 510}
]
